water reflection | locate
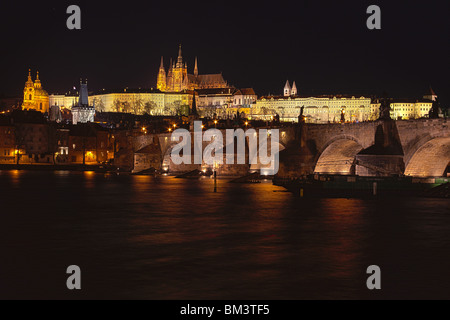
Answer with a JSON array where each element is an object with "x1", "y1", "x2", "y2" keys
[{"x1": 0, "y1": 171, "x2": 449, "y2": 299}]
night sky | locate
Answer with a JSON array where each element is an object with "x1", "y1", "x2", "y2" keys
[{"x1": 0, "y1": 0, "x2": 448, "y2": 105}]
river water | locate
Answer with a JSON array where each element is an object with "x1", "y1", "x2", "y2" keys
[{"x1": 0, "y1": 170, "x2": 449, "y2": 299}]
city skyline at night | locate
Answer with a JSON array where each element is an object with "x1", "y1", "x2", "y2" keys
[
  {"x1": 1, "y1": 0, "x2": 449, "y2": 304},
  {"x1": 0, "y1": 1, "x2": 448, "y2": 105}
]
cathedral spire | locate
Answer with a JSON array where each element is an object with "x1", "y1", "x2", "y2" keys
[
  {"x1": 190, "y1": 90, "x2": 198, "y2": 116},
  {"x1": 27, "y1": 69, "x2": 32, "y2": 81},
  {"x1": 176, "y1": 44, "x2": 183, "y2": 67},
  {"x1": 194, "y1": 56, "x2": 198, "y2": 77},
  {"x1": 157, "y1": 56, "x2": 167, "y2": 92}
]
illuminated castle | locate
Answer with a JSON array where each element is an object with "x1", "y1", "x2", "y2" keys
[
  {"x1": 22, "y1": 69, "x2": 50, "y2": 113},
  {"x1": 157, "y1": 45, "x2": 229, "y2": 92}
]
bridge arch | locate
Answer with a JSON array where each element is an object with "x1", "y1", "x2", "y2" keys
[
  {"x1": 403, "y1": 131, "x2": 449, "y2": 166},
  {"x1": 161, "y1": 140, "x2": 183, "y2": 172},
  {"x1": 249, "y1": 140, "x2": 286, "y2": 174},
  {"x1": 314, "y1": 136, "x2": 364, "y2": 175},
  {"x1": 404, "y1": 136, "x2": 450, "y2": 177}
]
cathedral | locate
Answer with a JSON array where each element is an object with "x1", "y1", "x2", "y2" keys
[
  {"x1": 22, "y1": 69, "x2": 50, "y2": 113},
  {"x1": 157, "y1": 45, "x2": 229, "y2": 92}
]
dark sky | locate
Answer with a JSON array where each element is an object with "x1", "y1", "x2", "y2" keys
[{"x1": 0, "y1": 0, "x2": 448, "y2": 105}]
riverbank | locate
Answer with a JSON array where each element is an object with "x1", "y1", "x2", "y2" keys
[{"x1": 0, "y1": 163, "x2": 115, "y2": 173}]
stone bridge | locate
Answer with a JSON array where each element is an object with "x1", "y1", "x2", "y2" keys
[{"x1": 130, "y1": 118, "x2": 449, "y2": 178}]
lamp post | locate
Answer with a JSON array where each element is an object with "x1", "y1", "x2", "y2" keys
[{"x1": 214, "y1": 168, "x2": 217, "y2": 192}]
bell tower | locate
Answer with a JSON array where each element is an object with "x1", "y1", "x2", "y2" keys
[
  {"x1": 22, "y1": 69, "x2": 35, "y2": 110},
  {"x1": 283, "y1": 80, "x2": 291, "y2": 97}
]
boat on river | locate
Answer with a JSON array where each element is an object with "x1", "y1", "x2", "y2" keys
[{"x1": 273, "y1": 174, "x2": 449, "y2": 198}]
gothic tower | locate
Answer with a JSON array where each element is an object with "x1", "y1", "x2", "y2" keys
[
  {"x1": 170, "y1": 44, "x2": 189, "y2": 92},
  {"x1": 291, "y1": 81, "x2": 298, "y2": 96},
  {"x1": 283, "y1": 80, "x2": 291, "y2": 97},
  {"x1": 194, "y1": 57, "x2": 198, "y2": 77},
  {"x1": 156, "y1": 56, "x2": 167, "y2": 92}
]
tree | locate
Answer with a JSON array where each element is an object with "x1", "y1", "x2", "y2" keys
[
  {"x1": 163, "y1": 105, "x2": 172, "y2": 116},
  {"x1": 112, "y1": 98, "x2": 122, "y2": 113},
  {"x1": 14, "y1": 127, "x2": 26, "y2": 165},
  {"x1": 172, "y1": 100, "x2": 182, "y2": 116},
  {"x1": 143, "y1": 101, "x2": 157, "y2": 115},
  {"x1": 261, "y1": 107, "x2": 268, "y2": 117},
  {"x1": 93, "y1": 97, "x2": 105, "y2": 112},
  {"x1": 132, "y1": 96, "x2": 144, "y2": 115}
]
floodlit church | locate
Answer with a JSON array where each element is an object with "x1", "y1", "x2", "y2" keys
[
  {"x1": 157, "y1": 45, "x2": 229, "y2": 92},
  {"x1": 22, "y1": 69, "x2": 50, "y2": 113}
]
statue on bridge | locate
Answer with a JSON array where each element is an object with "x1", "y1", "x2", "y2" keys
[
  {"x1": 298, "y1": 106, "x2": 305, "y2": 124},
  {"x1": 340, "y1": 108, "x2": 346, "y2": 123},
  {"x1": 379, "y1": 98, "x2": 392, "y2": 120},
  {"x1": 429, "y1": 97, "x2": 441, "y2": 119}
]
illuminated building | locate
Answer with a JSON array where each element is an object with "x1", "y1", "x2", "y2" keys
[
  {"x1": 72, "y1": 80, "x2": 95, "y2": 125},
  {"x1": 157, "y1": 45, "x2": 229, "y2": 92},
  {"x1": 423, "y1": 86, "x2": 437, "y2": 102},
  {"x1": 21, "y1": 69, "x2": 50, "y2": 113},
  {"x1": 49, "y1": 45, "x2": 233, "y2": 116},
  {"x1": 389, "y1": 100, "x2": 433, "y2": 120},
  {"x1": 254, "y1": 83, "x2": 372, "y2": 123},
  {"x1": 195, "y1": 87, "x2": 257, "y2": 118},
  {"x1": 12, "y1": 110, "x2": 52, "y2": 163},
  {"x1": 233, "y1": 88, "x2": 257, "y2": 108},
  {"x1": 49, "y1": 93, "x2": 78, "y2": 110},
  {"x1": 50, "y1": 89, "x2": 191, "y2": 116},
  {"x1": 0, "y1": 118, "x2": 15, "y2": 164},
  {"x1": 68, "y1": 124, "x2": 108, "y2": 164},
  {"x1": 253, "y1": 82, "x2": 436, "y2": 123}
]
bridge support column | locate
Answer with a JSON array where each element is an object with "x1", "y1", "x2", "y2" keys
[{"x1": 355, "y1": 154, "x2": 405, "y2": 176}]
